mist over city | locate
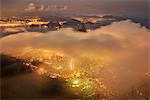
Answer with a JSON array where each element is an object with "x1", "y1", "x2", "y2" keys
[{"x1": 0, "y1": 0, "x2": 149, "y2": 99}]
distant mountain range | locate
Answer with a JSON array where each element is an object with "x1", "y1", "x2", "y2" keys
[{"x1": 0, "y1": 15, "x2": 149, "y2": 37}]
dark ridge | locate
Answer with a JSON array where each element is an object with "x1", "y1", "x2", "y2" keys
[{"x1": 1, "y1": 54, "x2": 34, "y2": 77}]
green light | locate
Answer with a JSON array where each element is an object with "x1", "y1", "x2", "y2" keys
[{"x1": 82, "y1": 80, "x2": 93, "y2": 93}]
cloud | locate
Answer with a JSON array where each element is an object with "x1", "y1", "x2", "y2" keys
[
  {"x1": 24, "y1": 2, "x2": 68, "y2": 12},
  {"x1": 0, "y1": 20, "x2": 149, "y2": 95},
  {"x1": 38, "y1": 4, "x2": 45, "y2": 11},
  {"x1": 24, "y1": 2, "x2": 37, "y2": 12}
]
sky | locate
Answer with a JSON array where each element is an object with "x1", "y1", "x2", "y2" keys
[{"x1": 0, "y1": 0, "x2": 149, "y2": 19}]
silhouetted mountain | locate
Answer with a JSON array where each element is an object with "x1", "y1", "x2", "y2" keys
[
  {"x1": 78, "y1": 23, "x2": 87, "y2": 32},
  {"x1": 130, "y1": 18, "x2": 149, "y2": 29},
  {"x1": 63, "y1": 19, "x2": 81, "y2": 27},
  {"x1": 102, "y1": 15, "x2": 149, "y2": 29},
  {"x1": 102, "y1": 15, "x2": 125, "y2": 20},
  {"x1": 1, "y1": 54, "x2": 40, "y2": 77}
]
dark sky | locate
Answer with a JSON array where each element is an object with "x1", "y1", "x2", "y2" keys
[{"x1": 0, "y1": 0, "x2": 149, "y2": 19}]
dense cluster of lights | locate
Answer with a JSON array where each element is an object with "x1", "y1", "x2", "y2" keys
[
  {"x1": 0, "y1": 20, "x2": 49, "y2": 27},
  {"x1": 19, "y1": 47, "x2": 147, "y2": 99},
  {"x1": 73, "y1": 17, "x2": 115, "y2": 23},
  {"x1": 20, "y1": 47, "x2": 113, "y2": 96}
]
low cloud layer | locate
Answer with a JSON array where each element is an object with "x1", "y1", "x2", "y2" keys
[{"x1": 0, "y1": 20, "x2": 149, "y2": 94}]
